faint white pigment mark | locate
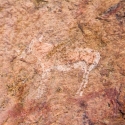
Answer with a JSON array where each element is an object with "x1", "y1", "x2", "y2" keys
[
  {"x1": 36, "y1": 83, "x2": 46, "y2": 99},
  {"x1": 20, "y1": 34, "x2": 100, "y2": 96}
]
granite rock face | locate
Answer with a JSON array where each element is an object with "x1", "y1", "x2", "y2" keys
[{"x1": 0, "y1": 0, "x2": 125, "y2": 125}]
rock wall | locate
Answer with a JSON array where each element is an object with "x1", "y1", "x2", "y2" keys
[{"x1": 0, "y1": 0, "x2": 125, "y2": 125}]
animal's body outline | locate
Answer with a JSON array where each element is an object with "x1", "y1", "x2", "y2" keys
[{"x1": 20, "y1": 36, "x2": 100, "y2": 96}]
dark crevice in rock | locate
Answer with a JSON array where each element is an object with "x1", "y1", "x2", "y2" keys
[
  {"x1": 116, "y1": 83, "x2": 125, "y2": 120},
  {"x1": 82, "y1": 112, "x2": 94, "y2": 125},
  {"x1": 77, "y1": 21, "x2": 84, "y2": 34},
  {"x1": 103, "y1": 2, "x2": 121, "y2": 16},
  {"x1": 97, "y1": 0, "x2": 125, "y2": 22},
  {"x1": 119, "y1": 109, "x2": 125, "y2": 119}
]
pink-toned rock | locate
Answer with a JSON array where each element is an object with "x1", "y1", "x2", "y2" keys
[{"x1": 0, "y1": 0, "x2": 125, "y2": 125}]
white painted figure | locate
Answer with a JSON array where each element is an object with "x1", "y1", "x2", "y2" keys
[{"x1": 20, "y1": 35, "x2": 100, "y2": 96}]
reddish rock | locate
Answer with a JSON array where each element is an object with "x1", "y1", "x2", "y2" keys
[{"x1": 0, "y1": 0, "x2": 125, "y2": 124}]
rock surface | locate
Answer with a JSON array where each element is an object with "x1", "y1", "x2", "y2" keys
[{"x1": 0, "y1": 0, "x2": 125, "y2": 124}]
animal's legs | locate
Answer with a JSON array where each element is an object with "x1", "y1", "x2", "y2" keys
[{"x1": 76, "y1": 65, "x2": 88, "y2": 96}]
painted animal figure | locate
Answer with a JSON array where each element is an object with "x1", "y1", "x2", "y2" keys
[{"x1": 20, "y1": 36, "x2": 100, "y2": 96}]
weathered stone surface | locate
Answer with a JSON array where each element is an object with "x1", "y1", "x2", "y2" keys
[{"x1": 0, "y1": 0, "x2": 125, "y2": 125}]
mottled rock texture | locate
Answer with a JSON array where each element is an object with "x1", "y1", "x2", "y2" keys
[{"x1": 0, "y1": 0, "x2": 125, "y2": 125}]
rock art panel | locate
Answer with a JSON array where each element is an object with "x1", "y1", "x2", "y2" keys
[
  {"x1": 0, "y1": 0, "x2": 125, "y2": 124},
  {"x1": 21, "y1": 39, "x2": 100, "y2": 96}
]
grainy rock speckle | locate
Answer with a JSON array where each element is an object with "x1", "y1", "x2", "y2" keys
[{"x1": 0, "y1": 0, "x2": 125, "y2": 125}]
